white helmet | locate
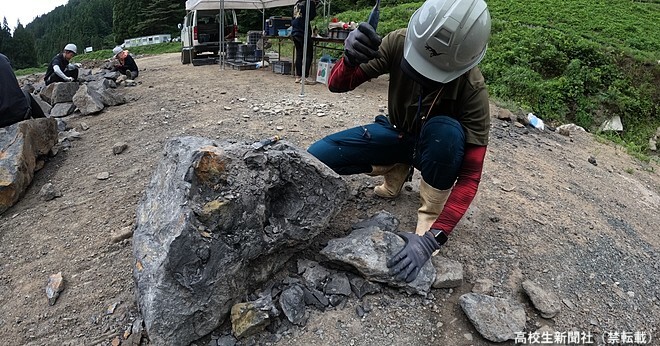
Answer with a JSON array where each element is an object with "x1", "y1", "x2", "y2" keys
[
  {"x1": 113, "y1": 46, "x2": 123, "y2": 57},
  {"x1": 64, "y1": 43, "x2": 78, "y2": 54},
  {"x1": 404, "y1": 0, "x2": 491, "y2": 83}
]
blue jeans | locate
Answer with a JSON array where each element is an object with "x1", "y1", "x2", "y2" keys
[{"x1": 308, "y1": 115, "x2": 465, "y2": 190}]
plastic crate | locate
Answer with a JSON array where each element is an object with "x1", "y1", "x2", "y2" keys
[
  {"x1": 272, "y1": 61, "x2": 292, "y2": 75},
  {"x1": 227, "y1": 61, "x2": 258, "y2": 70},
  {"x1": 247, "y1": 31, "x2": 262, "y2": 45},
  {"x1": 329, "y1": 29, "x2": 351, "y2": 40}
]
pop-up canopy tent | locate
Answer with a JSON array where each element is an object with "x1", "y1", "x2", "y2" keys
[
  {"x1": 185, "y1": 0, "x2": 318, "y2": 95},
  {"x1": 186, "y1": 0, "x2": 297, "y2": 10}
]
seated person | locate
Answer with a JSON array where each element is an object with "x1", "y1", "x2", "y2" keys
[
  {"x1": 112, "y1": 46, "x2": 139, "y2": 80},
  {"x1": 0, "y1": 53, "x2": 46, "y2": 128},
  {"x1": 44, "y1": 43, "x2": 80, "y2": 85}
]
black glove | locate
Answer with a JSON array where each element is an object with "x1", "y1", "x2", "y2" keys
[
  {"x1": 343, "y1": 22, "x2": 382, "y2": 67},
  {"x1": 387, "y1": 231, "x2": 440, "y2": 283}
]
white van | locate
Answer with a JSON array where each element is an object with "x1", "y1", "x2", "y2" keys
[{"x1": 179, "y1": 9, "x2": 238, "y2": 64}]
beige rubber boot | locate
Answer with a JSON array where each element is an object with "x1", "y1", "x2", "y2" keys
[
  {"x1": 369, "y1": 163, "x2": 411, "y2": 199},
  {"x1": 415, "y1": 178, "x2": 451, "y2": 235}
]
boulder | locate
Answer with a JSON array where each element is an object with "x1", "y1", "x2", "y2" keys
[
  {"x1": 100, "y1": 88, "x2": 126, "y2": 107},
  {"x1": 50, "y1": 102, "x2": 76, "y2": 118},
  {"x1": 133, "y1": 137, "x2": 347, "y2": 346},
  {"x1": 39, "y1": 82, "x2": 79, "y2": 105},
  {"x1": 73, "y1": 84, "x2": 104, "y2": 115},
  {"x1": 33, "y1": 95, "x2": 52, "y2": 116},
  {"x1": 0, "y1": 118, "x2": 58, "y2": 214}
]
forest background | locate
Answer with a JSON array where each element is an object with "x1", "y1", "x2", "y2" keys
[{"x1": 0, "y1": 0, "x2": 658, "y2": 158}]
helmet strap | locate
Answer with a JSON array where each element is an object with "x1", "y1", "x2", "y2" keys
[{"x1": 401, "y1": 58, "x2": 444, "y2": 91}]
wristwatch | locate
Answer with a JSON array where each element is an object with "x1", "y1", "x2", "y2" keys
[{"x1": 429, "y1": 228, "x2": 448, "y2": 246}]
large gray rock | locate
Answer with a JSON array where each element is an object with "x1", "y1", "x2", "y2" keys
[
  {"x1": 50, "y1": 102, "x2": 76, "y2": 118},
  {"x1": 320, "y1": 226, "x2": 435, "y2": 295},
  {"x1": 133, "y1": 137, "x2": 347, "y2": 346},
  {"x1": 99, "y1": 88, "x2": 126, "y2": 107},
  {"x1": 84, "y1": 78, "x2": 125, "y2": 107},
  {"x1": 459, "y1": 293, "x2": 527, "y2": 342},
  {"x1": 39, "y1": 82, "x2": 79, "y2": 105},
  {"x1": 33, "y1": 96, "x2": 52, "y2": 116},
  {"x1": 72, "y1": 84, "x2": 104, "y2": 115},
  {"x1": 0, "y1": 118, "x2": 58, "y2": 214},
  {"x1": 88, "y1": 78, "x2": 117, "y2": 93}
]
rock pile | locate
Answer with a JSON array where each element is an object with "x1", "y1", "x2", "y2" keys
[{"x1": 1, "y1": 65, "x2": 135, "y2": 214}]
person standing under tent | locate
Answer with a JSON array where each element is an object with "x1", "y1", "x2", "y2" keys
[{"x1": 291, "y1": 0, "x2": 318, "y2": 84}]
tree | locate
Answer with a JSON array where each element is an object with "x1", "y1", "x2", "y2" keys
[
  {"x1": 0, "y1": 17, "x2": 12, "y2": 56},
  {"x1": 134, "y1": 0, "x2": 185, "y2": 37},
  {"x1": 113, "y1": 0, "x2": 146, "y2": 42},
  {"x1": 24, "y1": 0, "x2": 113, "y2": 65},
  {"x1": 10, "y1": 22, "x2": 38, "y2": 69}
]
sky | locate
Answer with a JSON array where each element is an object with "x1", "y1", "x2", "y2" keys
[{"x1": 2, "y1": 0, "x2": 68, "y2": 31}]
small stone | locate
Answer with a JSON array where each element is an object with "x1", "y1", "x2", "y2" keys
[
  {"x1": 39, "y1": 183, "x2": 62, "y2": 201},
  {"x1": 224, "y1": 106, "x2": 232, "y2": 110},
  {"x1": 588, "y1": 156, "x2": 598, "y2": 166},
  {"x1": 112, "y1": 142, "x2": 128, "y2": 155},
  {"x1": 522, "y1": 280, "x2": 562, "y2": 318},
  {"x1": 80, "y1": 122, "x2": 89, "y2": 131},
  {"x1": 472, "y1": 279, "x2": 494, "y2": 295},
  {"x1": 46, "y1": 272, "x2": 65, "y2": 306},
  {"x1": 107, "y1": 302, "x2": 120, "y2": 314},
  {"x1": 97, "y1": 172, "x2": 110, "y2": 180},
  {"x1": 356, "y1": 305, "x2": 365, "y2": 318}
]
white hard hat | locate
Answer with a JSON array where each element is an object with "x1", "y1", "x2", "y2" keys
[
  {"x1": 113, "y1": 46, "x2": 123, "y2": 57},
  {"x1": 64, "y1": 43, "x2": 78, "y2": 54},
  {"x1": 403, "y1": 0, "x2": 491, "y2": 83}
]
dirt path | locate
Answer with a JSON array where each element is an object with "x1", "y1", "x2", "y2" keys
[{"x1": 1, "y1": 53, "x2": 658, "y2": 346}]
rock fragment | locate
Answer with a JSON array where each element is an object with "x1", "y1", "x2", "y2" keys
[
  {"x1": 431, "y1": 256, "x2": 463, "y2": 288},
  {"x1": 522, "y1": 280, "x2": 562, "y2": 318},
  {"x1": 39, "y1": 183, "x2": 62, "y2": 201},
  {"x1": 46, "y1": 272, "x2": 65, "y2": 306},
  {"x1": 459, "y1": 293, "x2": 526, "y2": 342}
]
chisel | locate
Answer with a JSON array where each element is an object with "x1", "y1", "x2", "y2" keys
[
  {"x1": 251, "y1": 135, "x2": 281, "y2": 150},
  {"x1": 367, "y1": 0, "x2": 381, "y2": 30}
]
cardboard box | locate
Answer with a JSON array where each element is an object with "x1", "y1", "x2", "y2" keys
[{"x1": 316, "y1": 61, "x2": 335, "y2": 84}]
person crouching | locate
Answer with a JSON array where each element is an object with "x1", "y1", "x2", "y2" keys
[
  {"x1": 44, "y1": 43, "x2": 80, "y2": 85},
  {"x1": 112, "y1": 46, "x2": 139, "y2": 80}
]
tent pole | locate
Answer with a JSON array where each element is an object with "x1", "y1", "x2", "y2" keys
[
  {"x1": 300, "y1": 0, "x2": 311, "y2": 97},
  {"x1": 220, "y1": 0, "x2": 225, "y2": 70},
  {"x1": 262, "y1": 6, "x2": 266, "y2": 71}
]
